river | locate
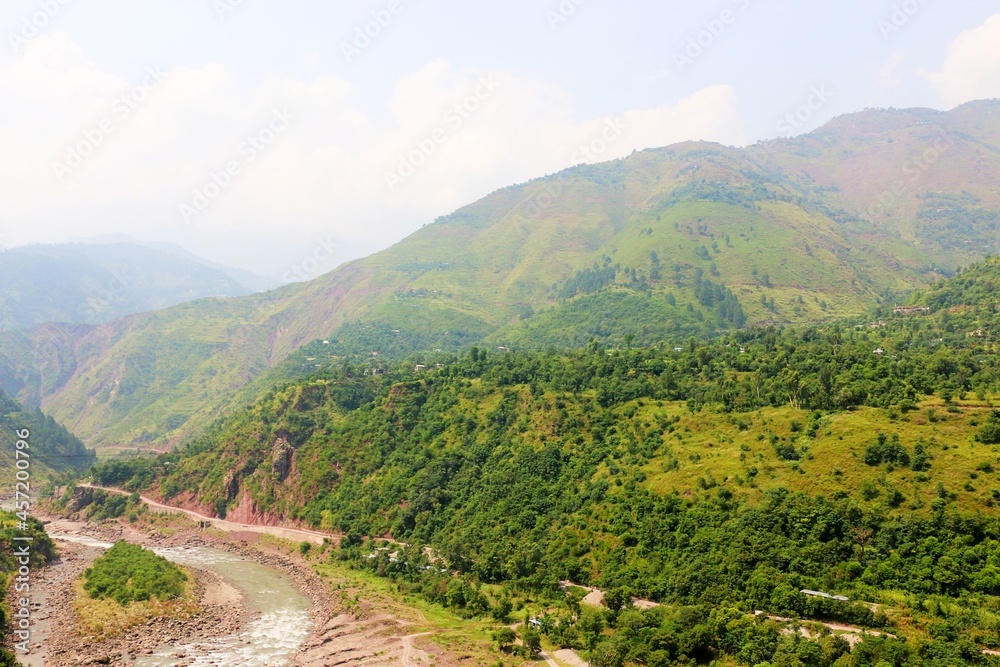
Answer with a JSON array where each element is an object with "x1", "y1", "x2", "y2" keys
[{"x1": 46, "y1": 533, "x2": 312, "y2": 666}]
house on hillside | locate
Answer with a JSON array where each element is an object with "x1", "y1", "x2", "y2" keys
[{"x1": 893, "y1": 306, "x2": 931, "y2": 315}]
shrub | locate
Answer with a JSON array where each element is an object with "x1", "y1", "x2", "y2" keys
[
  {"x1": 83, "y1": 541, "x2": 186, "y2": 606},
  {"x1": 864, "y1": 433, "x2": 910, "y2": 467},
  {"x1": 976, "y1": 411, "x2": 1000, "y2": 444}
]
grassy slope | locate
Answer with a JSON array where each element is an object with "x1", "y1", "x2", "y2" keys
[{"x1": 2, "y1": 103, "x2": 999, "y2": 449}]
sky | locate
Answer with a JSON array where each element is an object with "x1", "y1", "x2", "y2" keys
[{"x1": 0, "y1": 0, "x2": 998, "y2": 283}]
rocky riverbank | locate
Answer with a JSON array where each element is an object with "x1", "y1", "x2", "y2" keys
[
  {"x1": 6, "y1": 521, "x2": 255, "y2": 666},
  {"x1": 8, "y1": 506, "x2": 477, "y2": 667},
  {"x1": 3, "y1": 513, "x2": 334, "y2": 666}
]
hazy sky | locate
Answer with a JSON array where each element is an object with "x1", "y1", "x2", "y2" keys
[{"x1": 1, "y1": 1, "x2": 998, "y2": 282}]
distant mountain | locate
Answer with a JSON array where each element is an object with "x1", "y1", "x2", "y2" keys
[
  {"x1": 136, "y1": 241, "x2": 280, "y2": 294},
  {"x1": 1, "y1": 100, "x2": 999, "y2": 449},
  {"x1": 0, "y1": 242, "x2": 271, "y2": 330}
]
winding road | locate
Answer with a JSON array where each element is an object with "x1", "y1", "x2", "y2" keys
[{"x1": 77, "y1": 483, "x2": 338, "y2": 544}]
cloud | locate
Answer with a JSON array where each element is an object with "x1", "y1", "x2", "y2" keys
[
  {"x1": 928, "y1": 13, "x2": 1000, "y2": 107},
  {"x1": 877, "y1": 50, "x2": 907, "y2": 87},
  {"x1": 0, "y1": 33, "x2": 745, "y2": 279}
]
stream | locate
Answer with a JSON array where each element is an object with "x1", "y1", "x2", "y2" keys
[{"x1": 47, "y1": 534, "x2": 312, "y2": 666}]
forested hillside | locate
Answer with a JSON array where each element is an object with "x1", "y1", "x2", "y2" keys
[
  {"x1": 0, "y1": 389, "x2": 95, "y2": 488},
  {"x1": 5, "y1": 101, "x2": 999, "y2": 451},
  {"x1": 87, "y1": 256, "x2": 1000, "y2": 666}
]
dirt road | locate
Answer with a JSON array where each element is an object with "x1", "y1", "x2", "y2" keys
[{"x1": 78, "y1": 483, "x2": 338, "y2": 545}]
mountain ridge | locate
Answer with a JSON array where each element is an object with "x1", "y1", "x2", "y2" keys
[
  {"x1": 0, "y1": 242, "x2": 271, "y2": 331},
  {"x1": 2, "y1": 101, "x2": 999, "y2": 448}
]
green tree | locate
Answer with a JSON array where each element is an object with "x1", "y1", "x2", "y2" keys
[
  {"x1": 520, "y1": 624, "x2": 542, "y2": 656},
  {"x1": 492, "y1": 627, "x2": 516, "y2": 653}
]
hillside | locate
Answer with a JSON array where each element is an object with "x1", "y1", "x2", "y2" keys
[
  {"x1": 0, "y1": 242, "x2": 261, "y2": 330},
  {"x1": 89, "y1": 257, "x2": 1000, "y2": 666},
  {"x1": 3, "y1": 101, "x2": 1000, "y2": 449},
  {"x1": 0, "y1": 388, "x2": 96, "y2": 489}
]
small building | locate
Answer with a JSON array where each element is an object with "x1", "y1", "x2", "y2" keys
[
  {"x1": 893, "y1": 306, "x2": 931, "y2": 315},
  {"x1": 873, "y1": 348, "x2": 885, "y2": 356},
  {"x1": 415, "y1": 364, "x2": 428, "y2": 372}
]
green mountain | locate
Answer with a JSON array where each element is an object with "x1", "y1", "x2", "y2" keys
[
  {"x1": 0, "y1": 387, "x2": 96, "y2": 489},
  {"x1": 0, "y1": 242, "x2": 264, "y2": 330},
  {"x1": 91, "y1": 256, "x2": 1000, "y2": 666},
  {"x1": 3, "y1": 101, "x2": 1000, "y2": 449}
]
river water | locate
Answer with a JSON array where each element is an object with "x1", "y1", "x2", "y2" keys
[{"x1": 48, "y1": 534, "x2": 312, "y2": 667}]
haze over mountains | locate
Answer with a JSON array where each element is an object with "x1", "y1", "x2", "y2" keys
[
  {"x1": 0, "y1": 242, "x2": 276, "y2": 330},
  {"x1": 1, "y1": 100, "x2": 998, "y2": 450}
]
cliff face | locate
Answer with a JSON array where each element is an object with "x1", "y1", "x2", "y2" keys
[{"x1": 225, "y1": 489, "x2": 284, "y2": 526}]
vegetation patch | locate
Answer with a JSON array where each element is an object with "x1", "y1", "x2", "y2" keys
[
  {"x1": 83, "y1": 541, "x2": 188, "y2": 606},
  {"x1": 76, "y1": 542, "x2": 195, "y2": 638}
]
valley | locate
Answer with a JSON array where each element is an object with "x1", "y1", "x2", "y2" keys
[
  {"x1": 4, "y1": 101, "x2": 1000, "y2": 666},
  {"x1": 66, "y1": 253, "x2": 1000, "y2": 666}
]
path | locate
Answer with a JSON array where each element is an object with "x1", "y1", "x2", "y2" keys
[
  {"x1": 553, "y1": 648, "x2": 590, "y2": 667},
  {"x1": 753, "y1": 611, "x2": 891, "y2": 637},
  {"x1": 560, "y1": 580, "x2": 660, "y2": 610},
  {"x1": 401, "y1": 632, "x2": 434, "y2": 667},
  {"x1": 540, "y1": 651, "x2": 560, "y2": 667},
  {"x1": 78, "y1": 483, "x2": 338, "y2": 545}
]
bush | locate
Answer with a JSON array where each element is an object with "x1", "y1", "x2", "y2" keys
[
  {"x1": 864, "y1": 433, "x2": 910, "y2": 467},
  {"x1": 977, "y1": 411, "x2": 1000, "y2": 444},
  {"x1": 83, "y1": 541, "x2": 187, "y2": 606}
]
